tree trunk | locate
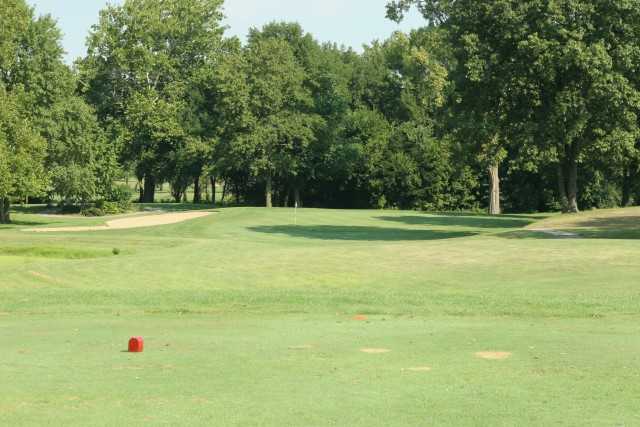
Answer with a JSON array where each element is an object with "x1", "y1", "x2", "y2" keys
[
  {"x1": 0, "y1": 197, "x2": 10, "y2": 224},
  {"x1": 234, "y1": 183, "x2": 240, "y2": 205},
  {"x1": 221, "y1": 181, "x2": 227, "y2": 204},
  {"x1": 193, "y1": 176, "x2": 202, "y2": 204},
  {"x1": 265, "y1": 174, "x2": 273, "y2": 208},
  {"x1": 283, "y1": 188, "x2": 290, "y2": 208},
  {"x1": 138, "y1": 180, "x2": 144, "y2": 203},
  {"x1": 566, "y1": 153, "x2": 579, "y2": 213},
  {"x1": 622, "y1": 165, "x2": 632, "y2": 207},
  {"x1": 211, "y1": 177, "x2": 217, "y2": 206},
  {"x1": 557, "y1": 164, "x2": 569, "y2": 213},
  {"x1": 488, "y1": 164, "x2": 501, "y2": 215},
  {"x1": 142, "y1": 175, "x2": 156, "y2": 203},
  {"x1": 294, "y1": 187, "x2": 302, "y2": 208}
]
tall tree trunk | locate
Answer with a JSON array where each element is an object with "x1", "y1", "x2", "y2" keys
[
  {"x1": 566, "y1": 156, "x2": 579, "y2": 213},
  {"x1": 294, "y1": 186, "x2": 302, "y2": 208},
  {"x1": 557, "y1": 164, "x2": 569, "y2": 213},
  {"x1": 283, "y1": 188, "x2": 290, "y2": 208},
  {"x1": 622, "y1": 165, "x2": 632, "y2": 207},
  {"x1": 211, "y1": 177, "x2": 217, "y2": 206},
  {"x1": 193, "y1": 176, "x2": 202, "y2": 204},
  {"x1": 221, "y1": 181, "x2": 227, "y2": 204},
  {"x1": 138, "y1": 179, "x2": 144, "y2": 203},
  {"x1": 142, "y1": 175, "x2": 156, "y2": 203},
  {"x1": 488, "y1": 164, "x2": 501, "y2": 215},
  {"x1": 265, "y1": 174, "x2": 273, "y2": 208},
  {"x1": 0, "y1": 197, "x2": 10, "y2": 224}
]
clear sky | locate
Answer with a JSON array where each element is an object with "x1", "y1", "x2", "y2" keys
[{"x1": 28, "y1": 0, "x2": 426, "y2": 64}]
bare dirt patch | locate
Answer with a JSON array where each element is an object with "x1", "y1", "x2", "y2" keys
[
  {"x1": 403, "y1": 366, "x2": 432, "y2": 372},
  {"x1": 529, "y1": 228, "x2": 580, "y2": 238},
  {"x1": 29, "y1": 271, "x2": 58, "y2": 283},
  {"x1": 475, "y1": 351, "x2": 512, "y2": 360},
  {"x1": 360, "y1": 348, "x2": 391, "y2": 354},
  {"x1": 288, "y1": 345, "x2": 314, "y2": 350},
  {"x1": 24, "y1": 211, "x2": 213, "y2": 233},
  {"x1": 353, "y1": 315, "x2": 368, "y2": 321}
]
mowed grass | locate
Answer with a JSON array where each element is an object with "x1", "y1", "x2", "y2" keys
[{"x1": 1, "y1": 207, "x2": 639, "y2": 426}]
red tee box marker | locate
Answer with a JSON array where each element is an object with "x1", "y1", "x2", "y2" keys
[{"x1": 128, "y1": 337, "x2": 144, "y2": 353}]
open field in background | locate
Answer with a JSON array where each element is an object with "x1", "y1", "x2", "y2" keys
[
  {"x1": 1, "y1": 207, "x2": 639, "y2": 426},
  {"x1": 115, "y1": 179, "x2": 227, "y2": 204}
]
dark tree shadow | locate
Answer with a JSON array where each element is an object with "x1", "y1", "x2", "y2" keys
[
  {"x1": 136, "y1": 203, "x2": 218, "y2": 212},
  {"x1": 428, "y1": 211, "x2": 545, "y2": 221},
  {"x1": 376, "y1": 215, "x2": 534, "y2": 229},
  {"x1": 499, "y1": 215, "x2": 640, "y2": 240},
  {"x1": 248, "y1": 225, "x2": 477, "y2": 241},
  {"x1": 0, "y1": 220, "x2": 49, "y2": 229}
]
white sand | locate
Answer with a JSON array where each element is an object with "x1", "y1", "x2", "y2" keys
[{"x1": 24, "y1": 211, "x2": 213, "y2": 233}]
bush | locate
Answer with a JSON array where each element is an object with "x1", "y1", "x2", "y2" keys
[
  {"x1": 109, "y1": 184, "x2": 133, "y2": 212},
  {"x1": 103, "y1": 201, "x2": 122, "y2": 215},
  {"x1": 59, "y1": 202, "x2": 81, "y2": 214},
  {"x1": 81, "y1": 207, "x2": 105, "y2": 217}
]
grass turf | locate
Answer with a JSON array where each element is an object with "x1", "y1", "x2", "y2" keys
[{"x1": 1, "y1": 207, "x2": 639, "y2": 426}]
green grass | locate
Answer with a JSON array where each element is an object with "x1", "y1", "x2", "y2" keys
[{"x1": 1, "y1": 207, "x2": 639, "y2": 426}]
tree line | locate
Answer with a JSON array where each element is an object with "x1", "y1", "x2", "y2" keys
[{"x1": 1, "y1": 0, "x2": 639, "y2": 223}]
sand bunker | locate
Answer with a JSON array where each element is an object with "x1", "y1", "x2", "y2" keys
[
  {"x1": 24, "y1": 211, "x2": 213, "y2": 233},
  {"x1": 475, "y1": 351, "x2": 512, "y2": 360}
]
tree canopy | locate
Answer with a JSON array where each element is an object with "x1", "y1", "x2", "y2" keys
[{"x1": 1, "y1": 0, "x2": 639, "y2": 220}]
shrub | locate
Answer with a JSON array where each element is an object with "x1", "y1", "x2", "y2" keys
[
  {"x1": 81, "y1": 207, "x2": 105, "y2": 217},
  {"x1": 97, "y1": 201, "x2": 121, "y2": 215},
  {"x1": 109, "y1": 184, "x2": 133, "y2": 212},
  {"x1": 59, "y1": 202, "x2": 81, "y2": 214}
]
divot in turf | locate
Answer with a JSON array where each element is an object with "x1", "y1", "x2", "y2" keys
[
  {"x1": 360, "y1": 348, "x2": 391, "y2": 354},
  {"x1": 475, "y1": 351, "x2": 512, "y2": 360}
]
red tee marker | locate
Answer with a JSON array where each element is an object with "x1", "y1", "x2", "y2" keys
[{"x1": 128, "y1": 337, "x2": 144, "y2": 353}]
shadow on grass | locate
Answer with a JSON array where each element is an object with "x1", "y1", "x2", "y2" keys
[
  {"x1": 248, "y1": 225, "x2": 477, "y2": 241},
  {"x1": 0, "y1": 220, "x2": 50, "y2": 229},
  {"x1": 428, "y1": 211, "x2": 545, "y2": 221},
  {"x1": 136, "y1": 203, "x2": 217, "y2": 212},
  {"x1": 500, "y1": 215, "x2": 640, "y2": 240},
  {"x1": 376, "y1": 214, "x2": 535, "y2": 229}
]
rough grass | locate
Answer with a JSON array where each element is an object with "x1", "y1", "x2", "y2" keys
[{"x1": 1, "y1": 207, "x2": 639, "y2": 426}]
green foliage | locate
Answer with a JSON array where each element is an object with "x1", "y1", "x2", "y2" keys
[
  {"x1": 108, "y1": 184, "x2": 134, "y2": 211},
  {"x1": 81, "y1": 0, "x2": 226, "y2": 203},
  {"x1": 81, "y1": 207, "x2": 105, "y2": 217}
]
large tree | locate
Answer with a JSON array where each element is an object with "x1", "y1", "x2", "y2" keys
[
  {"x1": 388, "y1": 0, "x2": 640, "y2": 213},
  {"x1": 1, "y1": 0, "x2": 113, "y2": 221},
  {"x1": 0, "y1": 87, "x2": 47, "y2": 223},
  {"x1": 81, "y1": 0, "x2": 226, "y2": 203},
  {"x1": 238, "y1": 36, "x2": 321, "y2": 208}
]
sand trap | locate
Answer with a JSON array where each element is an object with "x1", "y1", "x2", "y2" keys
[
  {"x1": 24, "y1": 211, "x2": 213, "y2": 233},
  {"x1": 475, "y1": 351, "x2": 512, "y2": 360},
  {"x1": 360, "y1": 348, "x2": 391, "y2": 354},
  {"x1": 530, "y1": 228, "x2": 580, "y2": 238}
]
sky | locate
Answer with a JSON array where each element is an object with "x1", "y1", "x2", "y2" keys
[{"x1": 28, "y1": 0, "x2": 426, "y2": 64}]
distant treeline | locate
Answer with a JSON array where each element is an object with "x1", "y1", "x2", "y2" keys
[{"x1": 1, "y1": 0, "x2": 639, "y2": 223}]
